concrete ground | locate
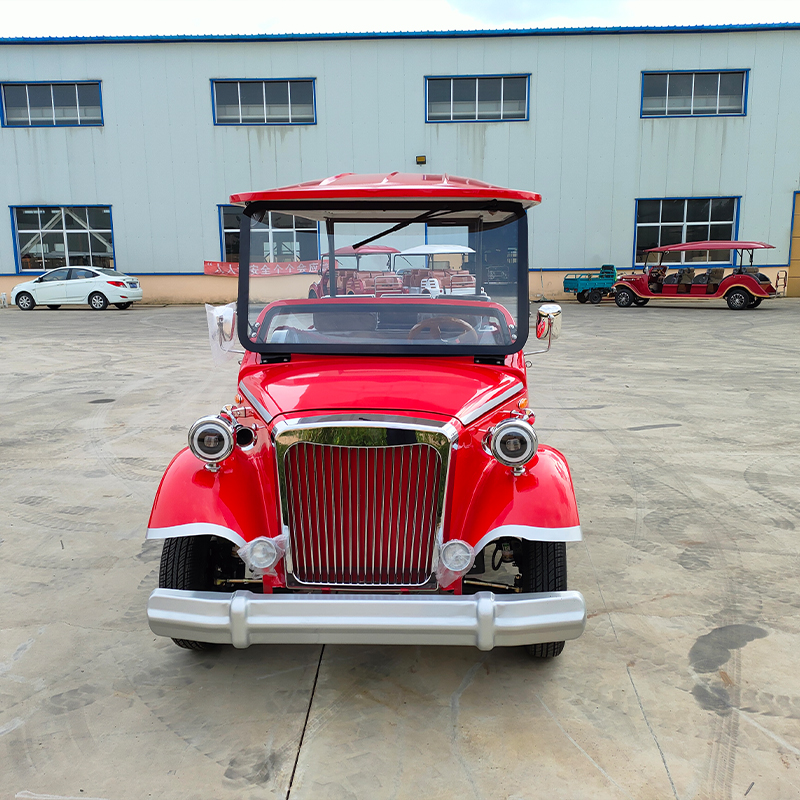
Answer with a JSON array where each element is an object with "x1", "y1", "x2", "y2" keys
[{"x1": 1, "y1": 298, "x2": 799, "y2": 800}]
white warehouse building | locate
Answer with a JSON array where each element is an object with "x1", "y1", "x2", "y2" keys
[{"x1": 1, "y1": 23, "x2": 800, "y2": 303}]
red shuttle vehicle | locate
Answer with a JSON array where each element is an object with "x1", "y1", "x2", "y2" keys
[
  {"x1": 613, "y1": 241, "x2": 782, "y2": 309},
  {"x1": 147, "y1": 173, "x2": 586, "y2": 658}
]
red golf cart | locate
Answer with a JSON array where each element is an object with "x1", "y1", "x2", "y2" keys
[{"x1": 613, "y1": 241, "x2": 783, "y2": 310}]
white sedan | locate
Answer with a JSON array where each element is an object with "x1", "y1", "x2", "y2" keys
[{"x1": 11, "y1": 267, "x2": 143, "y2": 311}]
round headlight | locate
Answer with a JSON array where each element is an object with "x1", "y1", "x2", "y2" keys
[
  {"x1": 188, "y1": 416, "x2": 235, "y2": 463},
  {"x1": 490, "y1": 419, "x2": 538, "y2": 468},
  {"x1": 440, "y1": 540, "x2": 474, "y2": 573}
]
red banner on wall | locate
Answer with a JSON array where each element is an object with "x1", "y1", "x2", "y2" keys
[{"x1": 204, "y1": 260, "x2": 322, "y2": 277}]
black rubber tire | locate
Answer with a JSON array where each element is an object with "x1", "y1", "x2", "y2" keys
[
  {"x1": 16, "y1": 292, "x2": 35, "y2": 311},
  {"x1": 158, "y1": 537, "x2": 216, "y2": 650},
  {"x1": 748, "y1": 297, "x2": 762, "y2": 308},
  {"x1": 588, "y1": 289, "x2": 603, "y2": 304},
  {"x1": 520, "y1": 541, "x2": 567, "y2": 658},
  {"x1": 726, "y1": 288, "x2": 750, "y2": 311},
  {"x1": 632, "y1": 296, "x2": 649, "y2": 306},
  {"x1": 576, "y1": 291, "x2": 588, "y2": 304},
  {"x1": 615, "y1": 287, "x2": 634, "y2": 308},
  {"x1": 114, "y1": 302, "x2": 132, "y2": 310},
  {"x1": 89, "y1": 292, "x2": 109, "y2": 311},
  {"x1": 47, "y1": 304, "x2": 62, "y2": 309}
]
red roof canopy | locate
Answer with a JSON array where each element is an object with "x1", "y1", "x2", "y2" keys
[
  {"x1": 645, "y1": 240, "x2": 774, "y2": 253},
  {"x1": 231, "y1": 172, "x2": 541, "y2": 207}
]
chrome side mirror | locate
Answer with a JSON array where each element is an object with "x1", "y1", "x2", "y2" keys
[
  {"x1": 525, "y1": 303, "x2": 563, "y2": 363},
  {"x1": 216, "y1": 307, "x2": 236, "y2": 343},
  {"x1": 535, "y1": 303, "x2": 562, "y2": 341}
]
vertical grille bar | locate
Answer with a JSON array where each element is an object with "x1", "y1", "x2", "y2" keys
[{"x1": 284, "y1": 441, "x2": 441, "y2": 586}]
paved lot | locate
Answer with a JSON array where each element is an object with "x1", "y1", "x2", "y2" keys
[{"x1": 1, "y1": 298, "x2": 799, "y2": 800}]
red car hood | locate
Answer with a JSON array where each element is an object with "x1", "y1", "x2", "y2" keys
[{"x1": 238, "y1": 356, "x2": 524, "y2": 426}]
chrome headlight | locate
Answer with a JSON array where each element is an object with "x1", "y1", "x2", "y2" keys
[
  {"x1": 488, "y1": 418, "x2": 538, "y2": 470},
  {"x1": 188, "y1": 415, "x2": 236, "y2": 465}
]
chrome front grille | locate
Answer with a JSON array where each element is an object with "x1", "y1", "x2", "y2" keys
[{"x1": 274, "y1": 417, "x2": 455, "y2": 588}]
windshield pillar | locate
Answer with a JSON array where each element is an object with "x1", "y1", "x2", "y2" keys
[{"x1": 326, "y1": 219, "x2": 337, "y2": 297}]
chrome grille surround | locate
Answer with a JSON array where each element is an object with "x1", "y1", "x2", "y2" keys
[{"x1": 273, "y1": 415, "x2": 457, "y2": 589}]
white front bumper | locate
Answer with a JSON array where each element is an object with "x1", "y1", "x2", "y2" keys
[{"x1": 147, "y1": 588, "x2": 586, "y2": 650}]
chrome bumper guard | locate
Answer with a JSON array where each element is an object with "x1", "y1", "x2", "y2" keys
[{"x1": 147, "y1": 588, "x2": 586, "y2": 651}]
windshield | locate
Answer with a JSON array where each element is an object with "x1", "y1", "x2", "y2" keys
[{"x1": 237, "y1": 203, "x2": 528, "y2": 356}]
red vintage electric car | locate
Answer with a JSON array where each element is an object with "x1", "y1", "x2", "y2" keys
[
  {"x1": 146, "y1": 173, "x2": 586, "y2": 658},
  {"x1": 613, "y1": 241, "x2": 782, "y2": 309}
]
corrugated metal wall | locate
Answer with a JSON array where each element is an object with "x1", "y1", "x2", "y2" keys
[{"x1": 1, "y1": 29, "x2": 799, "y2": 277}]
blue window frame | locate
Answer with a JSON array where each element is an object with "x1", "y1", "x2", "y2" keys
[
  {"x1": 212, "y1": 79, "x2": 316, "y2": 125},
  {"x1": 425, "y1": 75, "x2": 529, "y2": 123},
  {"x1": 1, "y1": 82, "x2": 103, "y2": 127},
  {"x1": 641, "y1": 70, "x2": 748, "y2": 118},
  {"x1": 11, "y1": 205, "x2": 115, "y2": 272},
  {"x1": 218, "y1": 205, "x2": 319, "y2": 262},
  {"x1": 634, "y1": 197, "x2": 740, "y2": 264}
]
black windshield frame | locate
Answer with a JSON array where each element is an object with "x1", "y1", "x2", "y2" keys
[{"x1": 236, "y1": 199, "x2": 529, "y2": 357}]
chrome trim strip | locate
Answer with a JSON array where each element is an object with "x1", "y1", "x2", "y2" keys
[
  {"x1": 271, "y1": 414, "x2": 459, "y2": 440},
  {"x1": 238, "y1": 382, "x2": 273, "y2": 424},
  {"x1": 470, "y1": 525, "x2": 583, "y2": 555},
  {"x1": 147, "y1": 588, "x2": 587, "y2": 650},
  {"x1": 146, "y1": 523, "x2": 247, "y2": 549},
  {"x1": 460, "y1": 382, "x2": 524, "y2": 427}
]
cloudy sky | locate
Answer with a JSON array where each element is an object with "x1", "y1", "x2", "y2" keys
[{"x1": 0, "y1": 0, "x2": 798, "y2": 37}]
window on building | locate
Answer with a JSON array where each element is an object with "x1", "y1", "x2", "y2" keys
[
  {"x1": 635, "y1": 198, "x2": 737, "y2": 263},
  {"x1": 213, "y1": 80, "x2": 315, "y2": 125},
  {"x1": 1, "y1": 82, "x2": 102, "y2": 126},
  {"x1": 641, "y1": 71, "x2": 746, "y2": 117},
  {"x1": 426, "y1": 76, "x2": 528, "y2": 122},
  {"x1": 220, "y1": 206, "x2": 318, "y2": 263},
  {"x1": 14, "y1": 206, "x2": 114, "y2": 271}
]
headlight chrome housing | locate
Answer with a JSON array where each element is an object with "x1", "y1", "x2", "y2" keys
[
  {"x1": 188, "y1": 415, "x2": 236, "y2": 470},
  {"x1": 487, "y1": 418, "x2": 538, "y2": 474}
]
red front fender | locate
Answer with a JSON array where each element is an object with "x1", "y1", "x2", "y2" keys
[
  {"x1": 448, "y1": 443, "x2": 581, "y2": 550},
  {"x1": 147, "y1": 446, "x2": 281, "y2": 546}
]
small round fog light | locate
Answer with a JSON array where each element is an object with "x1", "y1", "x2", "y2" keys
[
  {"x1": 248, "y1": 538, "x2": 278, "y2": 571},
  {"x1": 440, "y1": 540, "x2": 474, "y2": 573}
]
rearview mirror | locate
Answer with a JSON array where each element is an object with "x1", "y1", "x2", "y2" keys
[
  {"x1": 535, "y1": 303, "x2": 562, "y2": 341},
  {"x1": 217, "y1": 306, "x2": 236, "y2": 343},
  {"x1": 205, "y1": 302, "x2": 243, "y2": 365}
]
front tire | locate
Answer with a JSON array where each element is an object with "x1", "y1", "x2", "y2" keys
[
  {"x1": 576, "y1": 291, "x2": 588, "y2": 304},
  {"x1": 114, "y1": 302, "x2": 132, "y2": 310},
  {"x1": 632, "y1": 296, "x2": 649, "y2": 306},
  {"x1": 588, "y1": 289, "x2": 603, "y2": 304},
  {"x1": 16, "y1": 292, "x2": 35, "y2": 311},
  {"x1": 615, "y1": 287, "x2": 634, "y2": 307},
  {"x1": 89, "y1": 292, "x2": 109, "y2": 311},
  {"x1": 726, "y1": 288, "x2": 751, "y2": 310},
  {"x1": 519, "y1": 541, "x2": 567, "y2": 658},
  {"x1": 159, "y1": 537, "x2": 216, "y2": 650}
]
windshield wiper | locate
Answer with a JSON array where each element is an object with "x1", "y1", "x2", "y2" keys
[{"x1": 350, "y1": 209, "x2": 455, "y2": 250}]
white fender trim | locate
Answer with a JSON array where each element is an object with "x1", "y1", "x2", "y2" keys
[
  {"x1": 471, "y1": 524, "x2": 583, "y2": 555},
  {"x1": 146, "y1": 522, "x2": 247, "y2": 548}
]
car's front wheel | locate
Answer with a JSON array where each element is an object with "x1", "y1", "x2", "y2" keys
[
  {"x1": 16, "y1": 292, "x2": 35, "y2": 311},
  {"x1": 519, "y1": 540, "x2": 567, "y2": 658},
  {"x1": 615, "y1": 287, "x2": 634, "y2": 307},
  {"x1": 114, "y1": 302, "x2": 132, "y2": 310},
  {"x1": 159, "y1": 537, "x2": 216, "y2": 650},
  {"x1": 726, "y1": 288, "x2": 751, "y2": 310},
  {"x1": 89, "y1": 292, "x2": 109, "y2": 311}
]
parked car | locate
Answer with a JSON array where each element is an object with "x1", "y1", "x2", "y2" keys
[
  {"x1": 146, "y1": 172, "x2": 586, "y2": 659},
  {"x1": 11, "y1": 267, "x2": 143, "y2": 310},
  {"x1": 563, "y1": 264, "x2": 617, "y2": 304},
  {"x1": 613, "y1": 241, "x2": 783, "y2": 309}
]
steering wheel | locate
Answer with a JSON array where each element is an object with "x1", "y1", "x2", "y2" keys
[{"x1": 408, "y1": 316, "x2": 479, "y2": 344}]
